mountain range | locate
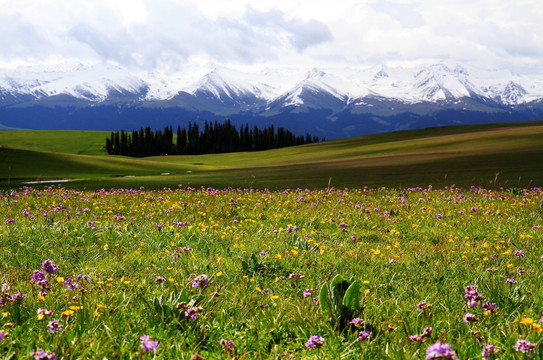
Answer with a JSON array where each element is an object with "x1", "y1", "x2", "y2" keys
[{"x1": 1, "y1": 62, "x2": 543, "y2": 139}]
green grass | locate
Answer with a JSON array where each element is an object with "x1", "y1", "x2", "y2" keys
[
  {"x1": 0, "y1": 185, "x2": 541, "y2": 358},
  {"x1": 1, "y1": 121, "x2": 542, "y2": 190},
  {"x1": 0, "y1": 130, "x2": 110, "y2": 155}
]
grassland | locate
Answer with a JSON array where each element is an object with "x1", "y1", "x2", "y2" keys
[
  {"x1": 0, "y1": 121, "x2": 542, "y2": 190},
  {"x1": 0, "y1": 184, "x2": 541, "y2": 358},
  {"x1": 1, "y1": 123, "x2": 542, "y2": 359}
]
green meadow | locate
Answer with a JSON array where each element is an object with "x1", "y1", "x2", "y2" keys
[
  {"x1": 0, "y1": 183, "x2": 541, "y2": 359},
  {"x1": 0, "y1": 121, "x2": 542, "y2": 359},
  {"x1": 1, "y1": 121, "x2": 542, "y2": 190}
]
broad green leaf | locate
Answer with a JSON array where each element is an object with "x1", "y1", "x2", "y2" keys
[
  {"x1": 330, "y1": 274, "x2": 344, "y2": 291},
  {"x1": 343, "y1": 281, "x2": 361, "y2": 310},
  {"x1": 319, "y1": 283, "x2": 332, "y2": 315}
]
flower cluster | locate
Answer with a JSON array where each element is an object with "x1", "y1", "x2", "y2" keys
[
  {"x1": 140, "y1": 335, "x2": 159, "y2": 352},
  {"x1": 513, "y1": 339, "x2": 536, "y2": 354},
  {"x1": 191, "y1": 274, "x2": 209, "y2": 288},
  {"x1": 305, "y1": 335, "x2": 325, "y2": 349},
  {"x1": 409, "y1": 327, "x2": 433, "y2": 343},
  {"x1": 482, "y1": 344, "x2": 502, "y2": 359},
  {"x1": 30, "y1": 349, "x2": 57, "y2": 360},
  {"x1": 425, "y1": 341, "x2": 458, "y2": 360}
]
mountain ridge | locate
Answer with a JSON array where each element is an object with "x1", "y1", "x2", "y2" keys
[{"x1": 1, "y1": 62, "x2": 543, "y2": 139}]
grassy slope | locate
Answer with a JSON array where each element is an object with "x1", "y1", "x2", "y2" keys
[
  {"x1": 1, "y1": 121, "x2": 542, "y2": 189},
  {"x1": 0, "y1": 130, "x2": 110, "y2": 155}
]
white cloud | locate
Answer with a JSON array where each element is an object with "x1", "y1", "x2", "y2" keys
[{"x1": 0, "y1": 0, "x2": 542, "y2": 75}]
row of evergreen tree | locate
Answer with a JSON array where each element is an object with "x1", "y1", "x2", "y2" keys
[{"x1": 105, "y1": 120, "x2": 321, "y2": 157}]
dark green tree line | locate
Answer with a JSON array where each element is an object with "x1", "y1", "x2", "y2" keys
[{"x1": 106, "y1": 120, "x2": 322, "y2": 157}]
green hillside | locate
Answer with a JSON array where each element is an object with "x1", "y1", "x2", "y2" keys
[
  {"x1": 1, "y1": 121, "x2": 542, "y2": 189},
  {"x1": 0, "y1": 129, "x2": 110, "y2": 155}
]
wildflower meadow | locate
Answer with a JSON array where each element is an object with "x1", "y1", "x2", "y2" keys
[{"x1": 0, "y1": 184, "x2": 542, "y2": 359}]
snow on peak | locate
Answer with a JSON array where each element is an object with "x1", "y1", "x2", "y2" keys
[
  {"x1": 1, "y1": 62, "x2": 543, "y2": 106},
  {"x1": 0, "y1": 63, "x2": 147, "y2": 101}
]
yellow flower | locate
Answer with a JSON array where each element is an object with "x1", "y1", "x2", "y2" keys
[
  {"x1": 62, "y1": 310, "x2": 74, "y2": 317},
  {"x1": 216, "y1": 272, "x2": 223, "y2": 277},
  {"x1": 520, "y1": 317, "x2": 534, "y2": 326},
  {"x1": 275, "y1": 254, "x2": 282, "y2": 260},
  {"x1": 37, "y1": 313, "x2": 45, "y2": 321},
  {"x1": 533, "y1": 323, "x2": 543, "y2": 333},
  {"x1": 56, "y1": 277, "x2": 64, "y2": 284},
  {"x1": 2, "y1": 312, "x2": 10, "y2": 318}
]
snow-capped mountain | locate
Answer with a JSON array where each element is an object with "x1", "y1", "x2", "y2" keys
[
  {"x1": 1, "y1": 62, "x2": 543, "y2": 138},
  {"x1": 0, "y1": 63, "x2": 148, "y2": 103}
]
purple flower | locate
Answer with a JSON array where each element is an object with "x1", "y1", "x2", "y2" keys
[
  {"x1": 29, "y1": 349, "x2": 57, "y2": 360},
  {"x1": 77, "y1": 274, "x2": 90, "y2": 282},
  {"x1": 303, "y1": 289, "x2": 313, "y2": 298},
  {"x1": 47, "y1": 320, "x2": 63, "y2": 334},
  {"x1": 63, "y1": 278, "x2": 78, "y2": 290},
  {"x1": 140, "y1": 335, "x2": 159, "y2": 352},
  {"x1": 305, "y1": 335, "x2": 325, "y2": 349},
  {"x1": 259, "y1": 250, "x2": 268, "y2": 257},
  {"x1": 31, "y1": 271, "x2": 46, "y2": 284},
  {"x1": 421, "y1": 327, "x2": 433, "y2": 337},
  {"x1": 409, "y1": 334, "x2": 424, "y2": 342},
  {"x1": 288, "y1": 272, "x2": 304, "y2": 279},
  {"x1": 357, "y1": 331, "x2": 371, "y2": 342},
  {"x1": 434, "y1": 213, "x2": 443, "y2": 219},
  {"x1": 184, "y1": 306, "x2": 203, "y2": 320},
  {"x1": 482, "y1": 344, "x2": 502, "y2": 359},
  {"x1": 155, "y1": 223, "x2": 163, "y2": 231},
  {"x1": 350, "y1": 317, "x2": 364, "y2": 326},
  {"x1": 471, "y1": 207, "x2": 478, "y2": 212},
  {"x1": 37, "y1": 308, "x2": 53, "y2": 316},
  {"x1": 463, "y1": 312, "x2": 478, "y2": 323},
  {"x1": 191, "y1": 274, "x2": 209, "y2": 288},
  {"x1": 155, "y1": 276, "x2": 166, "y2": 283},
  {"x1": 482, "y1": 301, "x2": 498, "y2": 314},
  {"x1": 417, "y1": 301, "x2": 431, "y2": 312},
  {"x1": 513, "y1": 339, "x2": 536, "y2": 354},
  {"x1": 425, "y1": 341, "x2": 458, "y2": 359},
  {"x1": 41, "y1": 259, "x2": 58, "y2": 274},
  {"x1": 514, "y1": 250, "x2": 525, "y2": 258},
  {"x1": 464, "y1": 285, "x2": 483, "y2": 308},
  {"x1": 505, "y1": 278, "x2": 517, "y2": 284},
  {"x1": 0, "y1": 330, "x2": 6, "y2": 342},
  {"x1": 6, "y1": 218, "x2": 15, "y2": 224},
  {"x1": 219, "y1": 339, "x2": 236, "y2": 351}
]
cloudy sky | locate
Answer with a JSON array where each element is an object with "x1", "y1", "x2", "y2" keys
[{"x1": 1, "y1": 0, "x2": 542, "y2": 74}]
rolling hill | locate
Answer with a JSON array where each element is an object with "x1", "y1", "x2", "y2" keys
[{"x1": 0, "y1": 121, "x2": 542, "y2": 190}]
